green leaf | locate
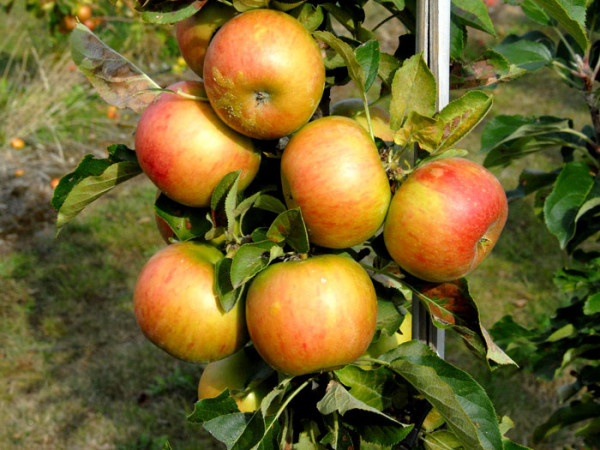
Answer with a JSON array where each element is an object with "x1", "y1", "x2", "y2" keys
[
  {"x1": 214, "y1": 257, "x2": 245, "y2": 312},
  {"x1": 202, "y1": 411, "x2": 265, "y2": 450},
  {"x1": 211, "y1": 171, "x2": 242, "y2": 235},
  {"x1": 436, "y1": 91, "x2": 493, "y2": 151},
  {"x1": 355, "y1": 40, "x2": 380, "y2": 93},
  {"x1": 521, "y1": 0, "x2": 553, "y2": 24},
  {"x1": 154, "y1": 194, "x2": 212, "y2": 242},
  {"x1": 393, "y1": 112, "x2": 442, "y2": 152},
  {"x1": 450, "y1": 50, "x2": 526, "y2": 90},
  {"x1": 378, "y1": 53, "x2": 401, "y2": 87},
  {"x1": 291, "y1": 4, "x2": 324, "y2": 32},
  {"x1": 317, "y1": 381, "x2": 412, "y2": 446},
  {"x1": 266, "y1": 208, "x2": 310, "y2": 253},
  {"x1": 382, "y1": 341, "x2": 503, "y2": 450},
  {"x1": 390, "y1": 53, "x2": 436, "y2": 129},
  {"x1": 312, "y1": 31, "x2": 366, "y2": 91},
  {"x1": 531, "y1": 0, "x2": 588, "y2": 51},
  {"x1": 451, "y1": 0, "x2": 496, "y2": 36},
  {"x1": 494, "y1": 32, "x2": 555, "y2": 71},
  {"x1": 188, "y1": 390, "x2": 240, "y2": 423},
  {"x1": 230, "y1": 241, "x2": 283, "y2": 289},
  {"x1": 544, "y1": 161, "x2": 595, "y2": 248},
  {"x1": 138, "y1": 0, "x2": 208, "y2": 23},
  {"x1": 70, "y1": 24, "x2": 160, "y2": 113},
  {"x1": 254, "y1": 195, "x2": 287, "y2": 215},
  {"x1": 55, "y1": 159, "x2": 141, "y2": 231},
  {"x1": 584, "y1": 292, "x2": 600, "y2": 315},
  {"x1": 533, "y1": 400, "x2": 600, "y2": 443},
  {"x1": 335, "y1": 365, "x2": 401, "y2": 411},
  {"x1": 506, "y1": 169, "x2": 560, "y2": 202},
  {"x1": 375, "y1": 298, "x2": 406, "y2": 337},
  {"x1": 232, "y1": 0, "x2": 269, "y2": 12},
  {"x1": 409, "y1": 279, "x2": 516, "y2": 367},
  {"x1": 450, "y1": 20, "x2": 466, "y2": 61}
]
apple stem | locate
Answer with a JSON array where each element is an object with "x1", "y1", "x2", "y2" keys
[{"x1": 361, "y1": 95, "x2": 375, "y2": 142}]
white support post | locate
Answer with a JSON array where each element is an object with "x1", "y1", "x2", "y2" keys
[{"x1": 412, "y1": 0, "x2": 451, "y2": 358}]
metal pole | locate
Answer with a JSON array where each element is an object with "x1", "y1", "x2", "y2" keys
[{"x1": 412, "y1": 0, "x2": 450, "y2": 358}]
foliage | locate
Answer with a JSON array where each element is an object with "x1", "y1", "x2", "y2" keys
[
  {"x1": 47, "y1": 0, "x2": 554, "y2": 448},
  {"x1": 485, "y1": 0, "x2": 600, "y2": 446}
]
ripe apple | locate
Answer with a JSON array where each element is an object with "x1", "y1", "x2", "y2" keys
[
  {"x1": 175, "y1": 2, "x2": 237, "y2": 78},
  {"x1": 75, "y1": 4, "x2": 93, "y2": 21},
  {"x1": 281, "y1": 116, "x2": 391, "y2": 249},
  {"x1": 203, "y1": 9, "x2": 325, "y2": 140},
  {"x1": 135, "y1": 80, "x2": 261, "y2": 207},
  {"x1": 383, "y1": 157, "x2": 508, "y2": 283},
  {"x1": 245, "y1": 254, "x2": 378, "y2": 376},
  {"x1": 330, "y1": 98, "x2": 395, "y2": 142},
  {"x1": 198, "y1": 349, "x2": 270, "y2": 412},
  {"x1": 133, "y1": 242, "x2": 248, "y2": 362}
]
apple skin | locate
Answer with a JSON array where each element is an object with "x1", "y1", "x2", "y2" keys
[
  {"x1": 198, "y1": 349, "x2": 270, "y2": 412},
  {"x1": 133, "y1": 242, "x2": 248, "y2": 363},
  {"x1": 245, "y1": 254, "x2": 378, "y2": 376},
  {"x1": 281, "y1": 116, "x2": 391, "y2": 249},
  {"x1": 135, "y1": 80, "x2": 261, "y2": 207},
  {"x1": 383, "y1": 157, "x2": 508, "y2": 283},
  {"x1": 330, "y1": 98, "x2": 395, "y2": 142},
  {"x1": 203, "y1": 9, "x2": 325, "y2": 140},
  {"x1": 175, "y1": 2, "x2": 237, "y2": 78}
]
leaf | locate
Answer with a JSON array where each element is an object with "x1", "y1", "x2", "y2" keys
[
  {"x1": 214, "y1": 258, "x2": 245, "y2": 312},
  {"x1": 188, "y1": 390, "x2": 240, "y2": 423},
  {"x1": 335, "y1": 365, "x2": 401, "y2": 411},
  {"x1": 533, "y1": 400, "x2": 600, "y2": 443},
  {"x1": 451, "y1": 0, "x2": 496, "y2": 36},
  {"x1": 232, "y1": 0, "x2": 269, "y2": 12},
  {"x1": 584, "y1": 292, "x2": 600, "y2": 315},
  {"x1": 521, "y1": 0, "x2": 553, "y2": 24},
  {"x1": 531, "y1": 0, "x2": 588, "y2": 51},
  {"x1": 202, "y1": 411, "x2": 265, "y2": 450},
  {"x1": 266, "y1": 208, "x2": 310, "y2": 253},
  {"x1": 55, "y1": 159, "x2": 142, "y2": 231},
  {"x1": 543, "y1": 161, "x2": 595, "y2": 248},
  {"x1": 230, "y1": 241, "x2": 283, "y2": 289},
  {"x1": 375, "y1": 298, "x2": 406, "y2": 337},
  {"x1": 505, "y1": 169, "x2": 560, "y2": 202},
  {"x1": 154, "y1": 194, "x2": 212, "y2": 242},
  {"x1": 211, "y1": 171, "x2": 242, "y2": 234},
  {"x1": 409, "y1": 278, "x2": 516, "y2": 367},
  {"x1": 355, "y1": 40, "x2": 380, "y2": 93},
  {"x1": 317, "y1": 381, "x2": 412, "y2": 446},
  {"x1": 450, "y1": 50, "x2": 526, "y2": 90},
  {"x1": 138, "y1": 0, "x2": 207, "y2": 23},
  {"x1": 480, "y1": 115, "x2": 575, "y2": 168},
  {"x1": 390, "y1": 53, "x2": 436, "y2": 129},
  {"x1": 291, "y1": 4, "x2": 324, "y2": 32},
  {"x1": 494, "y1": 32, "x2": 555, "y2": 71},
  {"x1": 70, "y1": 24, "x2": 160, "y2": 113},
  {"x1": 450, "y1": 20, "x2": 466, "y2": 61},
  {"x1": 378, "y1": 53, "x2": 401, "y2": 87},
  {"x1": 313, "y1": 31, "x2": 366, "y2": 91},
  {"x1": 436, "y1": 91, "x2": 493, "y2": 151},
  {"x1": 394, "y1": 112, "x2": 442, "y2": 152},
  {"x1": 382, "y1": 341, "x2": 503, "y2": 450}
]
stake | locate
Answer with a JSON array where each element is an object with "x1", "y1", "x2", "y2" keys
[{"x1": 412, "y1": 0, "x2": 450, "y2": 358}]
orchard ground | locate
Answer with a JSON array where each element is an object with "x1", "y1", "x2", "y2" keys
[{"x1": 0, "y1": 2, "x2": 591, "y2": 449}]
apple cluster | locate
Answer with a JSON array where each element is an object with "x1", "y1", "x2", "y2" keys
[{"x1": 131, "y1": 4, "x2": 508, "y2": 410}]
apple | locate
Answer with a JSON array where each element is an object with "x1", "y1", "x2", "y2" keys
[
  {"x1": 75, "y1": 4, "x2": 93, "y2": 21},
  {"x1": 203, "y1": 9, "x2": 325, "y2": 140},
  {"x1": 198, "y1": 348, "x2": 270, "y2": 412},
  {"x1": 383, "y1": 157, "x2": 508, "y2": 283},
  {"x1": 135, "y1": 80, "x2": 261, "y2": 207},
  {"x1": 175, "y1": 2, "x2": 237, "y2": 78},
  {"x1": 133, "y1": 242, "x2": 248, "y2": 362},
  {"x1": 330, "y1": 98, "x2": 395, "y2": 142},
  {"x1": 281, "y1": 116, "x2": 391, "y2": 249},
  {"x1": 245, "y1": 254, "x2": 378, "y2": 376}
]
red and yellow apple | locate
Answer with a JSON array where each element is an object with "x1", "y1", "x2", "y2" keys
[
  {"x1": 245, "y1": 254, "x2": 378, "y2": 376},
  {"x1": 383, "y1": 157, "x2": 508, "y2": 283},
  {"x1": 281, "y1": 116, "x2": 391, "y2": 248},
  {"x1": 175, "y1": 2, "x2": 237, "y2": 78},
  {"x1": 203, "y1": 9, "x2": 325, "y2": 140},
  {"x1": 133, "y1": 242, "x2": 247, "y2": 362},
  {"x1": 198, "y1": 349, "x2": 270, "y2": 412},
  {"x1": 330, "y1": 98, "x2": 395, "y2": 142},
  {"x1": 135, "y1": 80, "x2": 261, "y2": 207}
]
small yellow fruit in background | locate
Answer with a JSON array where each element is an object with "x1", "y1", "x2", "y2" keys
[
  {"x1": 10, "y1": 138, "x2": 25, "y2": 149},
  {"x1": 14, "y1": 169, "x2": 25, "y2": 177},
  {"x1": 51, "y1": 178, "x2": 60, "y2": 189}
]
